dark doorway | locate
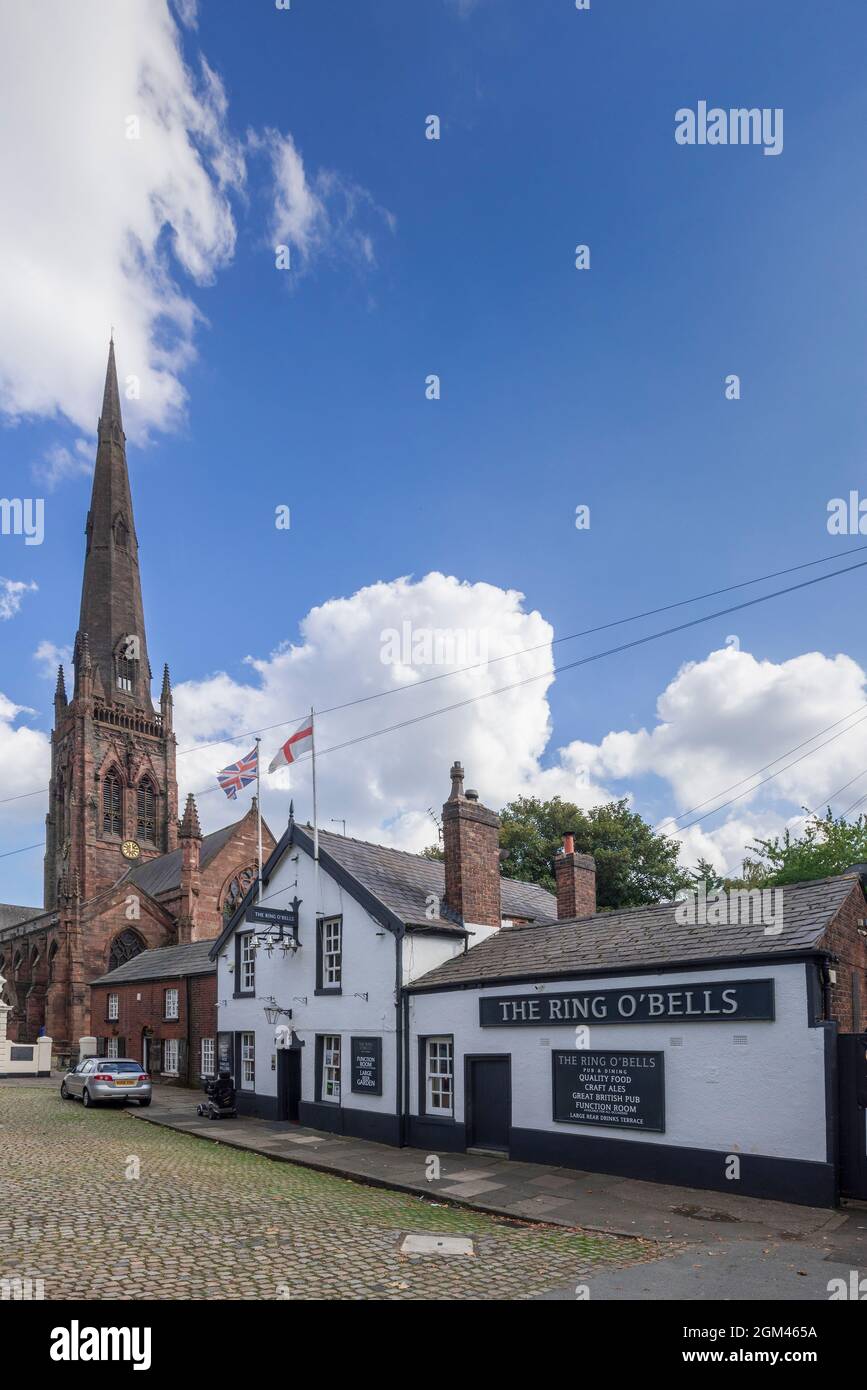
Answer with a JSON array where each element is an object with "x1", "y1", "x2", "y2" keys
[
  {"x1": 838, "y1": 1033, "x2": 867, "y2": 1200},
  {"x1": 277, "y1": 1048, "x2": 302, "y2": 1123},
  {"x1": 465, "y1": 1055, "x2": 511, "y2": 1153}
]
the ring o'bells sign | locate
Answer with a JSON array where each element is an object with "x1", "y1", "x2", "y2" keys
[{"x1": 478, "y1": 978, "x2": 775, "y2": 1028}]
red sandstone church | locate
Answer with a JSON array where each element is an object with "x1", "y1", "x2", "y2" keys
[{"x1": 0, "y1": 343, "x2": 274, "y2": 1063}]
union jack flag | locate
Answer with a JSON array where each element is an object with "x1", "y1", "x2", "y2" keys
[{"x1": 217, "y1": 746, "x2": 258, "y2": 800}]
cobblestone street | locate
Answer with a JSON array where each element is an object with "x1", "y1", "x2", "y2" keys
[{"x1": 0, "y1": 1085, "x2": 650, "y2": 1301}]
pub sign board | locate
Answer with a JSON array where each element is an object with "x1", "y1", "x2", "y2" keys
[
  {"x1": 552, "y1": 1050, "x2": 665, "y2": 1132},
  {"x1": 480, "y1": 979, "x2": 775, "y2": 1028},
  {"x1": 351, "y1": 1036, "x2": 382, "y2": 1096}
]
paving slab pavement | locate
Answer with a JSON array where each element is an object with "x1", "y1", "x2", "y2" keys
[{"x1": 130, "y1": 1083, "x2": 862, "y2": 1260}]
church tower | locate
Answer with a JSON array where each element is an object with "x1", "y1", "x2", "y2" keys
[{"x1": 44, "y1": 341, "x2": 179, "y2": 908}]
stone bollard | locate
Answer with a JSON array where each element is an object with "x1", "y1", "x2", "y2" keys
[{"x1": 36, "y1": 1035, "x2": 52, "y2": 1077}]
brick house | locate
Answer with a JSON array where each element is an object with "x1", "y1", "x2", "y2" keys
[{"x1": 90, "y1": 941, "x2": 217, "y2": 1086}]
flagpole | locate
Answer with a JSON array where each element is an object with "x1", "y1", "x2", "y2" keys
[
  {"x1": 311, "y1": 706, "x2": 319, "y2": 913},
  {"x1": 255, "y1": 736, "x2": 263, "y2": 904}
]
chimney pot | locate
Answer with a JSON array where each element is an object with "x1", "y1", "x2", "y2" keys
[
  {"x1": 465, "y1": 789, "x2": 479, "y2": 802},
  {"x1": 563, "y1": 831, "x2": 575, "y2": 854}
]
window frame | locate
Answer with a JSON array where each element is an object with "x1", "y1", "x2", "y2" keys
[
  {"x1": 162, "y1": 1038, "x2": 179, "y2": 1075},
  {"x1": 107, "y1": 992, "x2": 119, "y2": 1021},
  {"x1": 240, "y1": 1032, "x2": 255, "y2": 1091},
  {"x1": 201, "y1": 1037, "x2": 215, "y2": 1077},
  {"x1": 318, "y1": 1033, "x2": 342, "y2": 1104},
  {"x1": 316, "y1": 916, "x2": 342, "y2": 994},
  {"x1": 164, "y1": 987, "x2": 179, "y2": 1021},
  {"x1": 419, "y1": 1035, "x2": 455, "y2": 1119},
  {"x1": 234, "y1": 931, "x2": 256, "y2": 997}
]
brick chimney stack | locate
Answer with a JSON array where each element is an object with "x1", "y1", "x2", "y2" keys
[
  {"x1": 555, "y1": 832, "x2": 596, "y2": 920},
  {"x1": 442, "y1": 761, "x2": 502, "y2": 929}
]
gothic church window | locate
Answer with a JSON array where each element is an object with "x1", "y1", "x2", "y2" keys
[
  {"x1": 222, "y1": 866, "x2": 257, "y2": 923},
  {"x1": 108, "y1": 929, "x2": 145, "y2": 972},
  {"x1": 103, "y1": 770, "x2": 122, "y2": 836},
  {"x1": 137, "y1": 779, "x2": 156, "y2": 843}
]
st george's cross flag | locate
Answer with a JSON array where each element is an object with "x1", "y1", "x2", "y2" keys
[
  {"x1": 217, "y1": 746, "x2": 259, "y2": 800},
  {"x1": 269, "y1": 715, "x2": 314, "y2": 773}
]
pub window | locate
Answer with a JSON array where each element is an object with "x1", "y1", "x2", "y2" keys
[
  {"x1": 103, "y1": 770, "x2": 122, "y2": 836},
  {"x1": 201, "y1": 1037, "x2": 215, "y2": 1077},
  {"x1": 107, "y1": 992, "x2": 119, "y2": 1021},
  {"x1": 316, "y1": 916, "x2": 342, "y2": 991},
  {"x1": 163, "y1": 1038, "x2": 179, "y2": 1075},
  {"x1": 164, "y1": 988, "x2": 179, "y2": 1021},
  {"x1": 106, "y1": 1037, "x2": 119, "y2": 1059},
  {"x1": 240, "y1": 1032, "x2": 255, "y2": 1091},
  {"x1": 136, "y1": 780, "x2": 156, "y2": 843},
  {"x1": 425, "y1": 1037, "x2": 454, "y2": 1115},
  {"x1": 321, "y1": 1034, "x2": 341, "y2": 1102},
  {"x1": 239, "y1": 933, "x2": 255, "y2": 994}
]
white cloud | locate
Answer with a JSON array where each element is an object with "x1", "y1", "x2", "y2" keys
[
  {"x1": 33, "y1": 641, "x2": 72, "y2": 679},
  {"x1": 172, "y1": 0, "x2": 198, "y2": 28},
  {"x1": 546, "y1": 646, "x2": 867, "y2": 875},
  {"x1": 0, "y1": 0, "x2": 244, "y2": 442},
  {"x1": 173, "y1": 580, "x2": 867, "y2": 878},
  {"x1": 0, "y1": 578, "x2": 37, "y2": 621},
  {"x1": 32, "y1": 440, "x2": 93, "y2": 491},
  {"x1": 0, "y1": 690, "x2": 50, "y2": 858},
  {"x1": 258, "y1": 129, "x2": 395, "y2": 272},
  {"x1": 174, "y1": 572, "x2": 559, "y2": 847}
]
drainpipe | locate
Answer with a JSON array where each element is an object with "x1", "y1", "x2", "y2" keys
[
  {"x1": 185, "y1": 973, "x2": 193, "y2": 1086},
  {"x1": 395, "y1": 926, "x2": 405, "y2": 1147}
]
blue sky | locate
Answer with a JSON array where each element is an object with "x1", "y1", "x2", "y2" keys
[{"x1": 2, "y1": 0, "x2": 867, "y2": 905}]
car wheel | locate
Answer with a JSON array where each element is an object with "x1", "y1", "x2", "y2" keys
[
  {"x1": 60, "y1": 1081, "x2": 69, "y2": 1099},
  {"x1": 82, "y1": 1088, "x2": 94, "y2": 1108},
  {"x1": 138, "y1": 1098, "x2": 151, "y2": 1108}
]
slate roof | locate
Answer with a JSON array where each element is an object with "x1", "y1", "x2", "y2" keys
[
  {"x1": 0, "y1": 903, "x2": 42, "y2": 934},
  {"x1": 312, "y1": 826, "x2": 558, "y2": 931},
  {"x1": 409, "y1": 872, "x2": 860, "y2": 990},
  {"x1": 120, "y1": 820, "x2": 247, "y2": 898},
  {"x1": 91, "y1": 939, "x2": 216, "y2": 986}
]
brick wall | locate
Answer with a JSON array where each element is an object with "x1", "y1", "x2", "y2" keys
[
  {"x1": 819, "y1": 881, "x2": 867, "y2": 1033},
  {"x1": 554, "y1": 851, "x2": 597, "y2": 920},
  {"x1": 90, "y1": 971, "x2": 217, "y2": 1086}
]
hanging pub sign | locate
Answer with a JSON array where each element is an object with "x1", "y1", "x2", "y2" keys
[
  {"x1": 247, "y1": 905, "x2": 297, "y2": 930},
  {"x1": 479, "y1": 978, "x2": 774, "y2": 1028},
  {"x1": 552, "y1": 1050, "x2": 665, "y2": 1132},
  {"x1": 351, "y1": 1037, "x2": 382, "y2": 1096}
]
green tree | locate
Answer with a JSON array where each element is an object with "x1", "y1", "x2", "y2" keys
[
  {"x1": 739, "y1": 808, "x2": 867, "y2": 887},
  {"x1": 498, "y1": 795, "x2": 688, "y2": 910}
]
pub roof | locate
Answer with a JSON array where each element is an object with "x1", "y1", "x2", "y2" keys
[{"x1": 408, "y1": 872, "x2": 860, "y2": 991}]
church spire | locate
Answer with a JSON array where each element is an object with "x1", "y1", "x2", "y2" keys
[{"x1": 76, "y1": 338, "x2": 152, "y2": 709}]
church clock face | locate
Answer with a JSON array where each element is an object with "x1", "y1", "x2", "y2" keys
[{"x1": 121, "y1": 839, "x2": 141, "y2": 861}]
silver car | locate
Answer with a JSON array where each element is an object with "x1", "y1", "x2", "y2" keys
[{"x1": 60, "y1": 1057, "x2": 152, "y2": 1108}]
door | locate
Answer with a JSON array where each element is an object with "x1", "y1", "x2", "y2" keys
[
  {"x1": 838, "y1": 1033, "x2": 867, "y2": 1200},
  {"x1": 466, "y1": 1056, "x2": 511, "y2": 1153},
  {"x1": 277, "y1": 1048, "x2": 302, "y2": 1123}
]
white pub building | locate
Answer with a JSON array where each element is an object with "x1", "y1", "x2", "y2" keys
[{"x1": 212, "y1": 763, "x2": 867, "y2": 1208}]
